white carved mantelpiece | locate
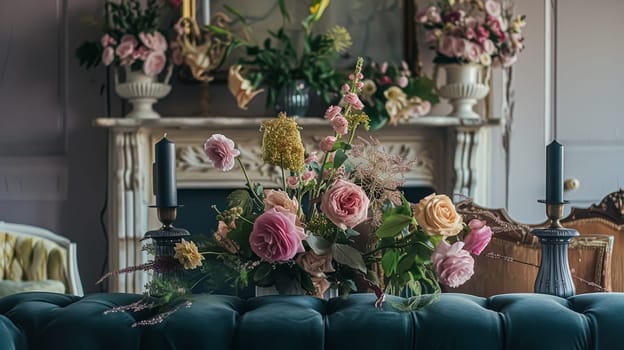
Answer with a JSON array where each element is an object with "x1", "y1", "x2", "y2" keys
[{"x1": 95, "y1": 116, "x2": 490, "y2": 293}]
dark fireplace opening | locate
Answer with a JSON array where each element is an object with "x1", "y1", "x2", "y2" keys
[{"x1": 175, "y1": 187, "x2": 435, "y2": 297}]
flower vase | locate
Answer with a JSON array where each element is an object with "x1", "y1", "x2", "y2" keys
[
  {"x1": 274, "y1": 80, "x2": 310, "y2": 117},
  {"x1": 114, "y1": 66, "x2": 173, "y2": 119},
  {"x1": 434, "y1": 63, "x2": 490, "y2": 120}
]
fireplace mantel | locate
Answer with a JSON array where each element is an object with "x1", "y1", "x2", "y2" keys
[{"x1": 95, "y1": 116, "x2": 491, "y2": 293}]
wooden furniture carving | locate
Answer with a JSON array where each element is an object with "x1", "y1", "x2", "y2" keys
[
  {"x1": 446, "y1": 200, "x2": 613, "y2": 296},
  {"x1": 95, "y1": 116, "x2": 491, "y2": 293},
  {"x1": 562, "y1": 189, "x2": 624, "y2": 291}
]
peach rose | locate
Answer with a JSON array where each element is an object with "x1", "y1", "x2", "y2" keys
[
  {"x1": 264, "y1": 189, "x2": 299, "y2": 215},
  {"x1": 320, "y1": 179, "x2": 370, "y2": 230},
  {"x1": 414, "y1": 194, "x2": 463, "y2": 237},
  {"x1": 296, "y1": 251, "x2": 335, "y2": 277}
]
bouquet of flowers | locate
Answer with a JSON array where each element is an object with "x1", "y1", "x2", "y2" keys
[
  {"x1": 224, "y1": 0, "x2": 352, "y2": 110},
  {"x1": 101, "y1": 58, "x2": 492, "y2": 325},
  {"x1": 76, "y1": 0, "x2": 180, "y2": 76},
  {"x1": 417, "y1": 0, "x2": 526, "y2": 67},
  {"x1": 360, "y1": 60, "x2": 439, "y2": 130}
]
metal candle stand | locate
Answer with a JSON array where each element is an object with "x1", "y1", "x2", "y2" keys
[
  {"x1": 532, "y1": 201, "x2": 579, "y2": 298},
  {"x1": 143, "y1": 206, "x2": 190, "y2": 279}
]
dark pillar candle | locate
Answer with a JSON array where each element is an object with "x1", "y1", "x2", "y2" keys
[
  {"x1": 154, "y1": 136, "x2": 178, "y2": 207},
  {"x1": 546, "y1": 140, "x2": 564, "y2": 204}
]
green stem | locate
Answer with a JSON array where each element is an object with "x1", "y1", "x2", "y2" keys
[{"x1": 238, "y1": 158, "x2": 263, "y2": 206}]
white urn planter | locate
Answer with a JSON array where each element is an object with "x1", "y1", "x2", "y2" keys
[
  {"x1": 114, "y1": 66, "x2": 172, "y2": 119},
  {"x1": 435, "y1": 63, "x2": 490, "y2": 120}
]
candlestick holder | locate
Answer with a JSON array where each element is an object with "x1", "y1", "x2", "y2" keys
[
  {"x1": 532, "y1": 200, "x2": 579, "y2": 298},
  {"x1": 144, "y1": 206, "x2": 190, "y2": 279}
]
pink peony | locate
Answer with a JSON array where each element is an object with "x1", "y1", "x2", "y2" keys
[
  {"x1": 466, "y1": 42, "x2": 483, "y2": 63},
  {"x1": 438, "y1": 36, "x2": 455, "y2": 58},
  {"x1": 249, "y1": 209, "x2": 305, "y2": 261},
  {"x1": 452, "y1": 38, "x2": 467, "y2": 58},
  {"x1": 343, "y1": 92, "x2": 364, "y2": 110},
  {"x1": 319, "y1": 136, "x2": 336, "y2": 152},
  {"x1": 143, "y1": 51, "x2": 166, "y2": 75},
  {"x1": 432, "y1": 241, "x2": 475, "y2": 288},
  {"x1": 332, "y1": 115, "x2": 349, "y2": 135},
  {"x1": 115, "y1": 36, "x2": 136, "y2": 60},
  {"x1": 101, "y1": 34, "x2": 116, "y2": 47},
  {"x1": 139, "y1": 31, "x2": 167, "y2": 53},
  {"x1": 203, "y1": 134, "x2": 241, "y2": 171},
  {"x1": 320, "y1": 179, "x2": 370, "y2": 230},
  {"x1": 101, "y1": 47, "x2": 114, "y2": 66},
  {"x1": 324, "y1": 105, "x2": 342, "y2": 121},
  {"x1": 463, "y1": 219, "x2": 493, "y2": 255}
]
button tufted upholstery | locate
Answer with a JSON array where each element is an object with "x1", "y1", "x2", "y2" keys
[{"x1": 1, "y1": 292, "x2": 624, "y2": 349}]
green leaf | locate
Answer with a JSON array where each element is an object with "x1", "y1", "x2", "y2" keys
[
  {"x1": 253, "y1": 263, "x2": 273, "y2": 283},
  {"x1": 375, "y1": 214, "x2": 413, "y2": 238},
  {"x1": 332, "y1": 141, "x2": 352, "y2": 151},
  {"x1": 226, "y1": 189, "x2": 253, "y2": 214},
  {"x1": 397, "y1": 251, "x2": 417, "y2": 275},
  {"x1": 333, "y1": 149, "x2": 348, "y2": 169},
  {"x1": 332, "y1": 243, "x2": 366, "y2": 273},
  {"x1": 381, "y1": 249, "x2": 399, "y2": 276},
  {"x1": 223, "y1": 4, "x2": 248, "y2": 25},
  {"x1": 306, "y1": 234, "x2": 333, "y2": 255}
]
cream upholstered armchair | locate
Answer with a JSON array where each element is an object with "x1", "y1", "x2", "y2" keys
[{"x1": 0, "y1": 221, "x2": 83, "y2": 297}]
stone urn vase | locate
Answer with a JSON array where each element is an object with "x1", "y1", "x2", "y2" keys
[
  {"x1": 434, "y1": 63, "x2": 490, "y2": 120},
  {"x1": 114, "y1": 66, "x2": 172, "y2": 119}
]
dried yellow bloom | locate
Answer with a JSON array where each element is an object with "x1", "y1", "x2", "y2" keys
[
  {"x1": 261, "y1": 113, "x2": 305, "y2": 172},
  {"x1": 173, "y1": 239, "x2": 204, "y2": 270},
  {"x1": 325, "y1": 25, "x2": 352, "y2": 54}
]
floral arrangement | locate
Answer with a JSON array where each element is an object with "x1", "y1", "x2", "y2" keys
[
  {"x1": 224, "y1": 0, "x2": 352, "y2": 110},
  {"x1": 360, "y1": 60, "x2": 439, "y2": 130},
  {"x1": 76, "y1": 0, "x2": 180, "y2": 76},
  {"x1": 417, "y1": 0, "x2": 526, "y2": 67},
  {"x1": 100, "y1": 58, "x2": 492, "y2": 325}
]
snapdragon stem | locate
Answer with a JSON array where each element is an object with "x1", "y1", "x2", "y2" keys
[{"x1": 238, "y1": 158, "x2": 263, "y2": 206}]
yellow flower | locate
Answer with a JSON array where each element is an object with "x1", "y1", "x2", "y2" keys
[
  {"x1": 309, "y1": 0, "x2": 330, "y2": 22},
  {"x1": 174, "y1": 239, "x2": 205, "y2": 270},
  {"x1": 325, "y1": 26, "x2": 352, "y2": 54},
  {"x1": 383, "y1": 86, "x2": 408, "y2": 119},
  {"x1": 261, "y1": 113, "x2": 305, "y2": 172}
]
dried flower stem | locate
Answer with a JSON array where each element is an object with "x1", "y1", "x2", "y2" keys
[{"x1": 96, "y1": 261, "x2": 155, "y2": 285}]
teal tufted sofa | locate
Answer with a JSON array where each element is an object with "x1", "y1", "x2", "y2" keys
[{"x1": 1, "y1": 292, "x2": 624, "y2": 349}]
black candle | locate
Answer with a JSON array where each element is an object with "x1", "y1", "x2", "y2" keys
[
  {"x1": 154, "y1": 135, "x2": 178, "y2": 207},
  {"x1": 546, "y1": 140, "x2": 564, "y2": 203}
]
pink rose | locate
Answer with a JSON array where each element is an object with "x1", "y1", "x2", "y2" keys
[
  {"x1": 143, "y1": 51, "x2": 166, "y2": 75},
  {"x1": 249, "y1": 209, "x2": 305, "y2": 261},
  {"x1": 465, "y1": 27, "x2": 476, "y2": 40},
  {"x1": 397, "y1": 76, "x2": 409, "y2": 88},
  {"x1": 466, "y1": 42, "x2": 483, "y2": 63},
  {"x1": 101, "y1": 34, "x2": 116, "y2": 47},
  {"x1": 320, "y1": 136, "x2": 336, "y2": 152},
  {"x1": 332, "y1": 115, "x2": 349, "y2": 135},
  {"x1": 301, "y1": 170, "x2": 317, "y2": 184},
  {"x1": 432, "y1": 241, "x2": 475, "y2": 288},
  {"x1": 101, "y1": 47, "x2": 114, "y2": 66},
  {"x1": 485, "y1": 0, "x2": 502, "y2": 17},
  {"x1": 324, "y1": 105, "x2": 342, "y2": 121},
  {"x1": 482, "y1": 39, "x2": 496, "y2": 55},
  {"x1": 139, "y1": 31, "x2": 168, "y2": 53},
  {"x1": 343, "y1": 92, "x2": 364, "y2": 110},
  {"x1": 263, "y1": 189, "x2": 299, "y2": 215},
  {"x1": 320, "y1": 179, "x2": 370, "y2": 230},
  {"x1": 476, "y1": 26, "x2": 489, "y2": 44},
  {"x1": 133, "y1": 46, "x2": 151, "y2": 61},
  {"x1": 296, "y1": 251, "x2": 335, "y2": 277},
  {"x1": 438, "y1": 36, "x2": 455, "y2": 58},
  {"x1": 115, "y1": 36, "x2": 136, "y2": 59},
  {"x1": 286, "y1": 176, "x2": 299, "y2": 189},
  {"x1": 463, "y1": 219, "x2": 493, "y2": 255},
  {"x1": 203, "y1": 134, "x2": 241, "y2": 171},
  {"x1": 452, "y1": 38, "x2": 467, "y2": 58}
]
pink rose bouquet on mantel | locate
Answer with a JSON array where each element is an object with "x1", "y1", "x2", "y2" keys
[
  {"x1": 111, "y1": 58, "x2": 491, "y2": 320},
  {"x1": 417, "y1": 0, "x2": 526, "y2": 67},
  {"x1": 76, "y1": 0, "x2": 181, "y2": 76}
]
